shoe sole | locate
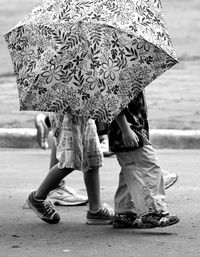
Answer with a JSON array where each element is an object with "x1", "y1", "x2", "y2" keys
[
  {"x1": 26, "y1": 198, "x2": 60, "y2": 224},
  {"x1": 52, "y1": 199, "x2": 88, "y2": 206},
  {"x1": 165, "y1": 175, "x2": 178, "y2": 189},
  {"x1": 113, "y1": 222, "x2": 155, "y2": 229},
  {"x1": 86, "y1": 219, "x2": 113, "y2": 225},
  {"x1": 113, "y1": 217, "x2": 180, "y2": 229},
  {"x1": 113, "y1": 219, "x2": 179, "y2": 228}
]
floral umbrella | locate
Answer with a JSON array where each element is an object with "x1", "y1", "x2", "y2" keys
[{"x1": 4, "y1": 0, "x2": 178, "y2": 123}]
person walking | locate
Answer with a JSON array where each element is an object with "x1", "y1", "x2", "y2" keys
[
  {"x1": 95, "y1": 120, "x2": 178, "y2": 189},
  {"x1": 109, "y1": 91, "x2": 180, "y2": 228},
  {"x1": 35, "y1": 113, "x2": 178, "y2": 190},
  {"x1": 27, "y1": 112, "x2": 114, "y2": 225},
  {"x1": 35, "y1": 113, "x2": 89, "y2": 206}
]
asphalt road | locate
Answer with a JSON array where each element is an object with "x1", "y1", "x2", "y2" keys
[{"x1": 0, "y1": 149, "x2": 200, "y2": 257}]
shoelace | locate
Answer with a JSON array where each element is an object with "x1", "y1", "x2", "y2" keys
[{"x1": 42, "y1": 200, "x2": 56, "y2": 215}]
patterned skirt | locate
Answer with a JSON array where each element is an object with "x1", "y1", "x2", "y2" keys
[{"x1": 49, "y1": 113, "x2": 103, "y2": 172}]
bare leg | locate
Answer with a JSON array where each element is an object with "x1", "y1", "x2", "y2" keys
[
  {"x1": 83, "y1": 167, "x2": 101, "y2": 212},
  {"x1": 35, "y1": 164, "x2": 73, "y2": 200},
  {"x1": 49, "y1": 140, "x2": 65, "y2": 187},
  {"x1": 49, "y1": 140, "x2": 58, "y2": 169}
]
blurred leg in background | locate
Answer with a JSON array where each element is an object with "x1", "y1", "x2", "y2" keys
[{"x1": 34, "y1": 113, "x2": 88, "y2": 206}]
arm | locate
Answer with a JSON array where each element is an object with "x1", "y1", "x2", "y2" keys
[{"x1": 115, "y1": 113, "x2": 139, "y2": 148}]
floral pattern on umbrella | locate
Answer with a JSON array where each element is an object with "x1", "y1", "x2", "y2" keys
[{"x1": 5, "y1": 0, "x2": 178, "y2": 122}]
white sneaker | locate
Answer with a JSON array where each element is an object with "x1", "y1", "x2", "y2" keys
[
  {"x1": 164, "y1": 173, "x2": 178, "y2": 189},
  {"x1": 48, "y1": 186, "x2": 88, "y2": 206},
  {"x1": 35, "y1": 113, "x2": 49, "y2": 149}
]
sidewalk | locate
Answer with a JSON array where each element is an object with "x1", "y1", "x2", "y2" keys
[
  {"x1": 1, "y1": 128, "x2": 200, "y2": 149},
  {"x1": 0, "y1": 148, "x2": 199, "y2": 257}
]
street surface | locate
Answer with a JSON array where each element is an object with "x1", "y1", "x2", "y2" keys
[{"x1": 0, "y1": 149, "x2": 200, "y2": 257}]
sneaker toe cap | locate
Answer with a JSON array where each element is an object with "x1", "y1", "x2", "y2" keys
[{"x1": 43, "y1": 213, "x2": 61, "y2": 224}]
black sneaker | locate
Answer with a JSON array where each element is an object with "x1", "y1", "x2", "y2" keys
[
  {"x1": 141, "y1": 212, "x2": 180, "y2": 227},
  {"x1": 86, "y1": 204, "x2": 114, "y2": 225},
  {"x1": 113, "y1": 212, "x2": 155, "y2": 229},
  {"x1": 26, "y1": 191, "x2": 60, "y2": 224}
]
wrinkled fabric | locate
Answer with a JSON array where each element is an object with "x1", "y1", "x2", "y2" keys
[
  {"x1": 49, "y1": 113, "x2": 103, "y2": 171},
  {"x1": 115, "y1": 145, "x2": 168, "y2": 215},
  {"x1": 109, "y1": 90, "x2": 150, "y2": 152}
]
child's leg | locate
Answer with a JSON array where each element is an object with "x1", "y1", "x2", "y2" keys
[
  {"x1": 35, "y1": 165, "x2": 73, "y2": 200},
  {"x1": 113, "y1": 170, "x2": 156, "y2": 229},
  {"x1": 49, "y1": 140, "x2": 58, "y2": 169},
  {"x1": 83, "y1": 119, "x2": 113, "y2": 224},
  {"x1": 35, "y1": 113, "x2": 50, "y2": 149},
  {"x1": 26, "y1": 164, "x2": 74, "y2": 224},
  {"x1": 83, "y1": 167, "x2": 101, "y2": 212},
  {"x1": 84, "y1": 166, "x2": 113, "y2": 225},
  {"x1": 114, "y1": 146, "x2": 179, "y2": 228},
  {"x1": 82, "y1": 119, "x2": 102, "y2": 212},
  {"x1": 116, "y1": 145, "x2": 168, "y2": 216},
  {"x1": 47, "y1": 140, "x2": 88, "y2": 206},
  {"x1": 114, "y1": 170, "x2": 135, "y2": 214}
]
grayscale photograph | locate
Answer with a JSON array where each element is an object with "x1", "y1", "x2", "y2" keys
[{"x1": 0, "y1": 0, "x2": 199, "y2": 256}]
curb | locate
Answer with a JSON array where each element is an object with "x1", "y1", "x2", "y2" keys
[
  {"x1": 1, "y1": 128, "x2": 200, "y2": 149},
  {"x1": 150, "y1": 129, "x2": 200, "y2": 149},
  {"x1": 0, "y1": 128, "x2": 39, "y2": 148}
]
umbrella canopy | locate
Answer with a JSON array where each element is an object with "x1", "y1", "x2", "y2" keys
[{"x1": 5, "y1": 0, "x2": 178, "y2": 122}]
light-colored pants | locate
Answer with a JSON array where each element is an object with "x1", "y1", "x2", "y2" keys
[{"x1": 114, "y1": 145, "x2": 168, "y2": 216}]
